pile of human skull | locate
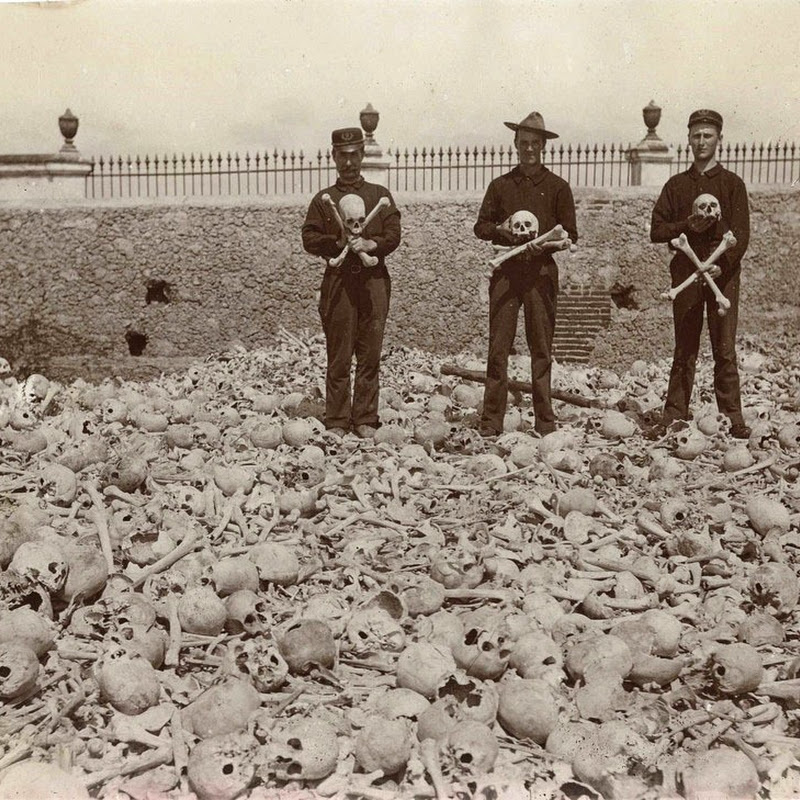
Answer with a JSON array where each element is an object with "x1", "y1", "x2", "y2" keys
[{"x1": 0, "y1": 328, "x2": 800, "y2": 800}]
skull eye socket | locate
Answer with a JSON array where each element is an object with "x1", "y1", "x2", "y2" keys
[{"x1": 287, "y1": 737, "x2": 303, "y2": 751}]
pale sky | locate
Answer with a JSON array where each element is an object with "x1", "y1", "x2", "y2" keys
[{"x1": 2, "y1": 0, "x2": 799, "y2": 160}]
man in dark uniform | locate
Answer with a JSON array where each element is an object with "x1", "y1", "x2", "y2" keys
[
  {"x1": 474, "y1": 111, "x2": 578, "y2": 436},
  {"x1": 301, "y1": 127, "x2": 401, "y2": 439},
  {"x1": 650, "y1": 109, "x2": 751, "y2": 439}
]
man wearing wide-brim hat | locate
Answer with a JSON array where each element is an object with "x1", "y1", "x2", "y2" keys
[
  {"x1": 474, "y1": 111, "x2": 578, "y2": 436},
  {"x1": 650, "y1": 108, "x2": 751, "y2": 439},
  {"x1": 302, "y1": 127, "x2": 401, "y2": 439}
]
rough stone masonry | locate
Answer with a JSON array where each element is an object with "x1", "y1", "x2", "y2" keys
[{"x1": 0, "y1": 186, "x2": 797, "y2": 381}]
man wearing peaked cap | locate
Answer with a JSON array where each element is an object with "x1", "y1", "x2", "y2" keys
[
  {"x1": 687, "y1": 109, "x2": 723, "y2": 130},
  {"x1": 650, "y1": 108, "x2": 751, "y2": 439},
  {"x1": 301, "y1": 126, "x2": 401, "y2": 440},
  {"x1": 474, "y1": 111, "x2": 577, "y2": 437},
  {"x1": 330, "y1": 127, "x2": 366, "y2": 150}
]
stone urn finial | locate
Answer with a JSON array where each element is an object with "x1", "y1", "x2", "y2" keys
[
  {"x1": 59, "y1": 109, "x2": 79, "y2": 152},
  {"x1": 360, "y1": 103, "x2": 379, "y2": 145},
  {"x1": 642, "y1": 100, "x2": 662, "y2": 139}
]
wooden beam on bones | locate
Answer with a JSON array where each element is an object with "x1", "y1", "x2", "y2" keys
[{"x1": 439, "y1": 363, "x2": 609, "y2": 409}]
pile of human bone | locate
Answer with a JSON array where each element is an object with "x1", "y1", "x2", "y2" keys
[{"x1": 1, "y1": 328, "x2": 799, "y2": 800}]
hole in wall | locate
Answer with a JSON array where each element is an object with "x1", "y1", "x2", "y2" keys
[
  {"x1": 125, "y1": 331, "x2": 148, "y2": 356},
  {"x1": 146, "y1": 280, "x2": 172, "y2": 304},
  {"x1": 609, "y1": 282, "x2": 638, "y2": 310}
]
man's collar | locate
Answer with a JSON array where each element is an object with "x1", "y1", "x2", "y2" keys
[
  {"x1": 336, "y1": 176, "x2": 365, "y2": 190},
  {"x1": 688, "y1": 162, "x2": 722, "y2": 179},
  {"x1": 511, "y1": 164, "x2": 547, "y2": 184}
]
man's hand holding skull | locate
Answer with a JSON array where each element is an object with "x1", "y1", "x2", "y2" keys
[
  {"x1": 324, "y1": 193, "x2": 389, "y2": 269},
  {"x1": 497, "y1": 211, "x2": 569, "y2": 256},
  {"x1": 687, "y1": 193, "x2": 721, "y2": 234}
]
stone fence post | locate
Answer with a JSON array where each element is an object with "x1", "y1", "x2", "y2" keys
[
  {"x1": 627, "y1": 100, "x2": 675, "y2": 187},
  {"x1": 358, "y1": 103, "x2": 390, "y2": 187},
  {"x1": 0, "y1": 109, "x2": 93, "y2": 201}
]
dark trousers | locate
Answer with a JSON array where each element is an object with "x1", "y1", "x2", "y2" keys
[
  {"x1": 664, "y1": 269, "x2": 744, "y2": 426},
  {"x1": 318, "y1": 265, "x2": 390, "y2": 430},
  {"x1": 481, "y1": 263, "x2": 558, "y2": 433}
]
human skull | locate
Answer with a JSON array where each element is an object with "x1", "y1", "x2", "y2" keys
[
  {"x1": 22, "y1": 374, "x2": 50, "y2": 405},
  {"x1": 267, "y1": 718, "x2": 339, "y2": 782},
  {"x1": 692, "y1": 193, "x2": 721, "y2": 221},
  {"x1": 276, "y1": 619, "x2": 336, "y2": 675},
  {"x1": 659, "y1": 497, "x2": 691, "y2": 530},
  {"x1": 429, "y1": 547, "x2": 484, "y2": 590},
  {"x1": 445, "y1": 721, "x2": 499, "y2": 777},
  {"x1": 94, "y1": 647, "x2": 161, "y2": 715},
  {"x1": 748, "y1": 563, "x2": 799, "y2": 617},
  {"x1": 10, "y1": 540, "x2": 69, "y2": 595},
  {"x1": 101, "y1": 398, "x2": 129, "y2": 424},
  {"x1": 100, "y1": 455, "x2": 148, "y2": 493},
  {"x1": 509, "y1": 210, "x2": 539, "y2": 238},
  {"x1": 209, "y1": 558, "x2": 260, "y2": 597},
  {"x1": 709, "y1": 643, "x2": 763, "y2": 695},
  {"x1": 178, "y1": 585, "x2": 227, "y2": 636},
  {"x1": 396, "y1": 642, "x2": 457, "y2": 699},
  {"x1": 0, "y1": 641, "x2": 40, "y2": 699},
  {"x1": 509, "y1": 631, "x2": 564, "y2": 684},
  {"x1": 0, "y1": 572, "x2": 53, "y2": 618},
  {"x1": 436, "y1": 671, "x2": 500, "y2": 724},
  {"x1": 675, "y1": 427, "x2": 708, "y2": 460},
  {"x1": 354, "y1": 716, "x2": 413, "y2": 775},
  {"x1": 450, "y1": 610, "x2": 512, "y2": 680},
  {"x1": 37, "y1": 463, "x2": 78, "y2": 507},
  {"x1": 187, "y1": 731, "x2": 258, "y2": 800},
  {"x1": 339, "y1": 193, "x2": 366, "y2": 236},
  {"x1": 300, "y1": 593, "x2": 352, "y2": 637},
  {"x1": 224, "y1": 638, "x2": 288, "y2": 692},
  {"x1": 497, "y1": 678, "x2": 560, "y2": 745},
  {"x1": 248, "y1": 542, "x2": 300, "y2": 587},
  {"x1": 588, "y1": 452, "x2": 627, "y2": 484},
  {"x1": 345, "y1": 608, "x2": 406, "y2": 657},
  {"x1": 224, "y1": 589, "x2": 271, "y2": 635}
]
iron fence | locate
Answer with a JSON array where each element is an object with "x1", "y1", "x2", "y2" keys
[
  {"x1": 85, "y1": 150, "x2": 337, "y2": 199},
  {"x1": 385, "y1": 142, "x2": 632, "y2": 191},
  {"x1": 84, "y1": 139, "x2": 799, "y2": 199},
  {"x1": 672, "y1": 141, "x2": 798, "y2": 184}
]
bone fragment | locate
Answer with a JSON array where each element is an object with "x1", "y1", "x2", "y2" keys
[
  {"x1": 131, "y1": 529, "x2": 203, "y2": 590},
  {"x1": 85, "y1": 484, "x2": 115, "y2": 574},
  {"x1": 419, "y1": 738, "x2": 450, "y2": 800},
  {"x1": 488, "y1": 224, "x2": 573, "y2": 269},
  {"x1": 328, "y1": 197, "x2": 389, "y2": 269},
  {"x1": 669, "y1": 233, "x2": 734, "y2": 315},
  {"x1": 439, "y1": 363, "x2": 608, "y2": 409},
  {"x1": 83, "y1": 747, "x2": 173, "y2": 790}
]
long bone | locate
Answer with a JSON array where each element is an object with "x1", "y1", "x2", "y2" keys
[
  {"x1": 322, "y1": 193, "x2": 377, "y2": 270},
  {"x1": 328, "y1": 196, "x2": 390, "y2": 270},
  {"x1": 667, "y1": 233, "x2": 734, "y2": 315},
  {"x1": 488, "y1": 224, "x2": 575, "y2": 270},
  {"x1": 661, "y1": 230, "x2": 737, "y2": 306}
]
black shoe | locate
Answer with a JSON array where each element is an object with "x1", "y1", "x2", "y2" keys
[
  {"x1": 535, "y1": 423, "x2": 557, "y2": 436},
  {"x1": 478, "y1": 425, "x2": 501, "y2": 438},
  {"x1": 730, "y1": 423, "x2": 752, "y2": 440}
]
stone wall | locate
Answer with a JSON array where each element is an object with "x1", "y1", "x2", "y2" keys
[{"x1": 0, "y1": 186, "x2": 797, "y2": 381}]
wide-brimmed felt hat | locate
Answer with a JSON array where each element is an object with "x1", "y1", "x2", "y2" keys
[
  {"x1": 687, "y1": 109, "x2": 723, "y2": 131},
  {"x1": 331, "y1": 127, "x2": 365, "y2": 151},
  {"x1": 504, "y1": 111, "x2": 559, "y2": 139}
]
